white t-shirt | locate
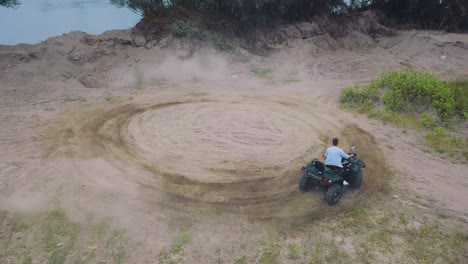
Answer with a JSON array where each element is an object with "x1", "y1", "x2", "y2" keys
[{"x1": 324, "y1": 146, "x2": 349, "y2": 168}]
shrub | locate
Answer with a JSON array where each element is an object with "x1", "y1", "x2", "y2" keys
[
  {"x1": 341, "y1": 70, "x2": 457, "y2": 121},
  {"x1": 171, "y1": 21, "x2": 206, "y2": 40},
  {"x1": 371, "y1": 71, "x2": 455, "y2": 120},
  {"x1": 446, "y1": 80, "x2": 468, "y2": 119},
  {"x1": 212, "y1": 35, "x2": 236, "y2": 50},
  {"x1": 340, "y1": 85, "x2": 368, "y2": 105},
  {"x1": 421, "y1": 113, "x2": 437, "y2": 128},
  {"x1": 172, "y1": 21, "x2": 191, "y2": 38}
]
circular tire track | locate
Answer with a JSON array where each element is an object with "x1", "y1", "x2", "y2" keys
[{"x1": 45, "y1": 92, "x2": 389, "y2": 217}]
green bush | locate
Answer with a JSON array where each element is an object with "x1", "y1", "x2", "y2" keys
[
  {"x1": 370, "y1": 71, "x2": 455, "y2": 120},
  {"x1": 340, "y1": 85, "x2": 367, "y2": 105},
  {"x1": 341, "y1": 70, "x2": 458, "y2": 121}
]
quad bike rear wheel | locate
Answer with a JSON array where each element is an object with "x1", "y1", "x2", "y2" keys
[{"x1": 325, "y1": 184, "x2": 343, "y2": 205}]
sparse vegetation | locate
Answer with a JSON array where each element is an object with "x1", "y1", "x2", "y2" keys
[
  {"x1": 42, "y1": 210, "x2": 78, "y2": 264},
  {"x1": 425, "y1": 127, "x2": 467, "y2": 159},
  {"x1": 171, "y1": 231, "x2": 192, "y2": 255},
  {"x1": 0, "y1": 210, "x2": 128, "y2": 264},
  {"x1": 259, "y1": 242, "x2": 280, "y2": 264},
  {"x1": 288, "y1": 243, "x2": 301, "y2": 259},
  {"x1": 157, "y1": 231, "x2": 192, "y2": 264},
  {"x1": 212, "y1": 35, "x2": 236, "y2": 51},
  {"x1": 234, "y1": 256, "x2": 248, "y2": 264},
  {"x1": 251, "y1": 66, "x2": 273, "y2": 79},
  {"x1": 172, "y1": 21, "x2": 206, "y2": 40},
  {"x1": 446, "y1": 79, "x2": 468, "y2": 119},
  {"x1": 299, "y1": 203, "x2": 467, "y2": 264}
]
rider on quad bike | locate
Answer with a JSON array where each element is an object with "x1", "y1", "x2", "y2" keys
[
  {"x1": 323, "y1": 138, "x2": 352, "y2": 171},
  {"x1": 299, "y1": 138, "x2": 366, "y2": 205}
]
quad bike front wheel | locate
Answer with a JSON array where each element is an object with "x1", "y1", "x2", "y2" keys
[
  {"x1": 325, "y1": 184, "x2": 343, "y2": 205},
  {"x1": 299, "y1": 175, "x2": 311, "y2": 192},
  {"x1": 351, "y1": 170, "x2": 363, "y2": 189}
]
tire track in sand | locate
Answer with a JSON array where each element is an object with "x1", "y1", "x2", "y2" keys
[{"x1": 41, "y1": 91, "x2": 389, "y2": 218}]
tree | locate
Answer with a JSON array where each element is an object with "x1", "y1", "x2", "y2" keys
[
  {"x1": 0, "y1": 0, "x2": 20, "y2": 8},
  {"x1": 111, "y1": 0, "x2": 468, "y2": 30}
]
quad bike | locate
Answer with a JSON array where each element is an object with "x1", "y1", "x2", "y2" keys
[{"x1": 299, "y1": 146, "x2": 366, "y2": 205}]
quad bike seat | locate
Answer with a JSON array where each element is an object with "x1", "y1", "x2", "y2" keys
[
  {"x1": 325, "y1": 165, "x2": 344, "y2": 172},
  {"x1": 311, "y1": 159, "x2": 325, "y2": 173}
]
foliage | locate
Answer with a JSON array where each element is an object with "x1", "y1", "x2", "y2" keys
[
  {"x1": 340, "y1": 84, "x2": 375, "y2": 113},
  {"x1": 0, "y1": 0, "x2": 19, "y2": 8},
  {"x1": 446, "y1": 79, "x2": 468, "y2": 119},
  {"x1": 109, "y1": 0, "x2": 468, "y2": 31},
  {"x1": 377, "y1": 71, "x2": 455, "y2": 119},
  {"x1": 421, "y1": 113, "x2": 437, "y2": 128},
  {"x1": 111, "y1": 0, "x2": 349, "y2": 26},
  {"x1": 370, "y1": 0, "x2": 468, "y2": 31},
  {"x1": 341, "y1": 70, "x2": 457, "y2": 121},
  {"x1": 341, "y1": 70, "x2": 467, "y2": 161},
  {"x1": 171, "y1": 21, "x2": 207, "y2": 39},
  {"x1": 212, "y1": 35, "x2": 236, "y2": 50}
]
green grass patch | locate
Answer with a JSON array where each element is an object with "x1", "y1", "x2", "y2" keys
[
  {"x1": 0, "y1": 211, "x2": 130, "y2": 264},
  {"x1": 42, "y1": 210, "x2": 78, "y2": 264},
  {"x1": 424, "y1": 127, "x2": 467, "y2": 159}
]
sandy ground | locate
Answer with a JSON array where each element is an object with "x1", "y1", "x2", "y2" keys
[{"x1": 0, "y1": 29, "x2": 467, "y2": 263}]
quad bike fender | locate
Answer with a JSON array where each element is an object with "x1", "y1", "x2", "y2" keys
[{"x1": 322, "y1": 170, "x2": 344, "y2": 186}]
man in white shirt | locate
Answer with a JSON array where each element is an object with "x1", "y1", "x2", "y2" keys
[{"x1": 323, "y1": 138, "x2": 349, "y2": 171}]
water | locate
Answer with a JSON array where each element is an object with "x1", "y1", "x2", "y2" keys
[{"x1": 0, "y1": 0, "x2": 141, "y2": 45}]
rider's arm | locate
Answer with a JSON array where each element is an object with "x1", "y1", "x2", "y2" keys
[{"x1": 340, "y1": 149, "x2": 350, "y2": 159}]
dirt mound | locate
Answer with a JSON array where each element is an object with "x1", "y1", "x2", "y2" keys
[{"x1": 246, "y1": 10, "x2": 395, "y2": 52}]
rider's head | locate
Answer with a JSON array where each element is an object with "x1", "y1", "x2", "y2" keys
[{"x1": 332, "y1": 138, "x2": 339, "y2": 146}]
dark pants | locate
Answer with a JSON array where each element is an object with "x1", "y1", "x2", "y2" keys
[{"x1": 326, "y1": 165, "x2": 343, "y2": 172}]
